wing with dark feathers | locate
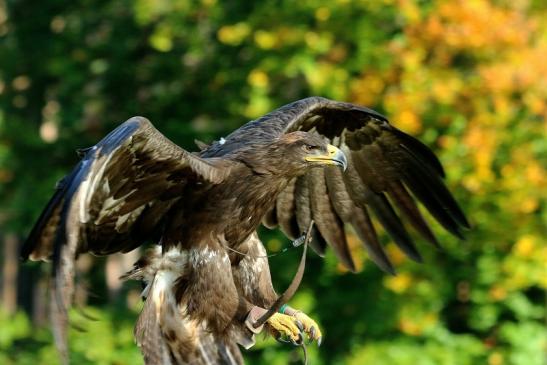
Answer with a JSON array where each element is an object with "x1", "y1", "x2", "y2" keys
[
  {"x1": 21, "y1": 116, "x2": 231, "y2": 363},
  {"x1": 22, "y1": 116, "x2": 230, "y2": 261},
  {"x1": 205, "y1": 97, "x2": 469, "y2": 274}
]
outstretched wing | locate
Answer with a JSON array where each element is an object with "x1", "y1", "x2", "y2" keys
[
  {"x1": 22, "y1": 116, "x2": 229, "y2": 261},
  {"x1": 205, "y1": 97, "x2": 469, "y2": 274},
  {"x1": 21, "y1": 116, "x2": 231, "y2": 363}
]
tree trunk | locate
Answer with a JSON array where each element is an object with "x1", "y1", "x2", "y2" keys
[{"x1": 2, "y1": 233, "x2": 18, "y2": 314}]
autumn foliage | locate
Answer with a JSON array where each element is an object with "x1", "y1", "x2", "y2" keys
[{"x1": 0, "y1": 0, "x2": 544, "y2": 364}]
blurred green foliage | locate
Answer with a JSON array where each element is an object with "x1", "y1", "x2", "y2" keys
[{"x1": 0, "y1": 0, "x2": 545, "y2": 364}]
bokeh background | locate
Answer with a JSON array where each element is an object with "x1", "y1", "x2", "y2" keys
[{"x1": 0, "y1": 0, "x2": 545, "y2": 364}]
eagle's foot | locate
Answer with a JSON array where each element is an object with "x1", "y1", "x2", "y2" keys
[
  {"x1": 280, "y1": 305, "x2": 322, "y2": 345},
  {"x1": 266, "y1": 313, "x2": 304, "y2": 345},
  {"x1": 291, "y1": 311, "x2": 322, "y2": 345}
]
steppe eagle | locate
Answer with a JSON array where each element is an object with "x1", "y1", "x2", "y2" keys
[{"x1": 21, "y1": 96, "x2": 469, "y2": 364}]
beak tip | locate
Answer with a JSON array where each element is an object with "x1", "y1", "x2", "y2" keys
[
  {"x1": 335, "y1": 149, "x2": 348, "y2": 172},
  {"x1": 306, "y1": 144, "x2": 348, "y2": 171},
  {"x1": 328, "y1": 144, "x2": 348, "y2": 171}
]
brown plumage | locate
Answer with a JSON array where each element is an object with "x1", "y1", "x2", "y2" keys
[{"x1": 21, "y1": 96, "x2": 469, "y2": 364}]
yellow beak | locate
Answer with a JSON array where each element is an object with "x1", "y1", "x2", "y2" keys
[{"x1": 305, "y1": 144, "x2": 348, "y2": 171}]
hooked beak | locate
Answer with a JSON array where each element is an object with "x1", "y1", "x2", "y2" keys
[{"x1": 305, "y1": 144, "x2": 348, "y2": 171}]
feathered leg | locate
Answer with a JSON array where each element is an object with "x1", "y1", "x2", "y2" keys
[{"x1": 125, "y1": 245, "x2": 249, "y2": 364}]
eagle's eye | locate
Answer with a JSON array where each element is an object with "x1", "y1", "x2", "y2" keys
[{"x1": 303, "y1": 143, "x2": 318, "y2": 152}]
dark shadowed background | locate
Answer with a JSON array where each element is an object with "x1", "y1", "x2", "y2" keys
[{"x1": 0, "y1": 0, "x2": 545, "y2": 364}]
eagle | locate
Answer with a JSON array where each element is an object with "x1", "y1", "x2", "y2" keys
[{"x1": 21, "y1": 96, "x2": 469, "y2": 364}]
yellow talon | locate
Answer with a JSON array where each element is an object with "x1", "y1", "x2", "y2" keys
[
  {"x1": 266, "y1": 313, "x2": 302, "y2": 343},
  {"x1": 293, "y1": 312, "x2": 322, "y2": 344}
]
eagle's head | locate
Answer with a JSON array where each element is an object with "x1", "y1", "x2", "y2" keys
[
  {"x1": 273, "y1": 131, "x2": 347, "y2": 175},
  {"x1": 228, "y1": 131, "x2": 347, "y2": 177}
]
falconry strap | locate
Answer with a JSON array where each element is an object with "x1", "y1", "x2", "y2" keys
[{"x1": 247, "y1": 220, "x2": 313, "y2": 331}]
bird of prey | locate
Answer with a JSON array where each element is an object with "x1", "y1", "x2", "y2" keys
[{"x1": 21, "y1": 96, "x2": 469, "y2": 364}]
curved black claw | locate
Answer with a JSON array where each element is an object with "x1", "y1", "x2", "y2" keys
[
  {"x1": 275, "y1": 334, "x2": 291, "y2": 344},
  {"x1": 290, "y1": 332, "x2": 304, "y2": 346},
  {"x1": 275, "y1": 332, "x2": 304, "y2": 346},
  {"x1": 307, "y1": 327, "x2": 316, "y2": 345}
]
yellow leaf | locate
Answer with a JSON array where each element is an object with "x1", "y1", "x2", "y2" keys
[
  {"x1": 247, "y1": 70, "x2": 269, "y2": 88},
  {"x1": 384, "y1": 273, "x2": 413, "y2": 293},
  {"x1": 488, "y1": 352, "x2": 504, "y2": 365},
  {"x1": 395, "y1": 110, "x2": 422, "y2": 134},
  {"x1": 218, "y1": 23, "x2": 250, "y2": 46},
  {"x1": 254, "y1": 30, "x2": 276, "y2": 49},
  {"x1": 315, "y1": 7, "x2": 330, "y2": 22},
  {"x1": 513, "y1": 235, "x2": 536, "y2": 258}
]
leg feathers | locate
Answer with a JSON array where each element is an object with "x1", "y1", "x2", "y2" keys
[{"x1": 135, "y1": 270, "x2": 244, "y2": 365}]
